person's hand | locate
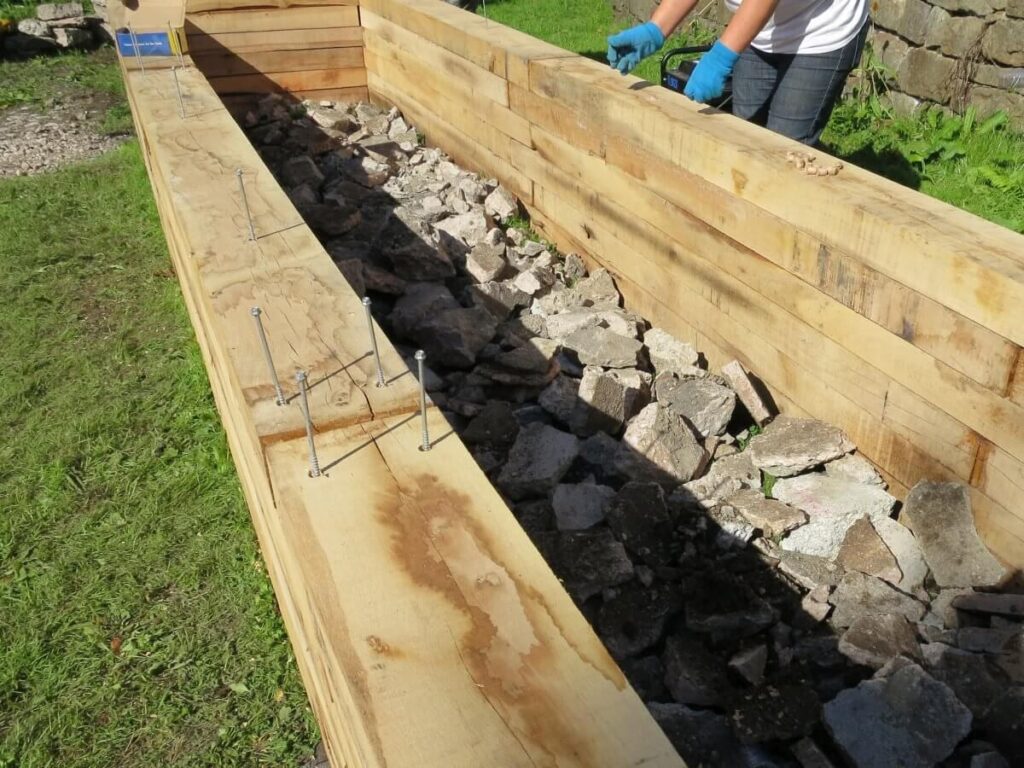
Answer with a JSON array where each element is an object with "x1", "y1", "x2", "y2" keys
[
  {"x1": 683, "y1": 40, "x2": 739, "y2": 102},
  {"x1": 606, "y1": 22, "x2": 665, "y2": 75}
]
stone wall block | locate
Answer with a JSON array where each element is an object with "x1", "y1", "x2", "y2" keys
[
  {"x1": 928, "y1": 0, "x2": 999, "y2": 15},
  {"x1": 871, "y1": 0, "x2": 907, "y2": 32},
  {"x1": 1009, "y1": 0, "x2": 1024, "y2": 17},
  {"x1": 929, "y1": 13, "x2": 989, "y2": 58},
  {"x1": 896, "y1": 0, "x2": 935, "y2": 44},
  {"x1": 872, "y1": 30, "x2": 912, "y2": 75},
  {"x1": 983, "y1": 18, "x2": 1024, "y2": 66},
  {"x1": 898, "y1": 47, "x2": 957, "y2": 102},
  {"x1": 969, "y1": 85, "x2": 1024, "y2": 122}
]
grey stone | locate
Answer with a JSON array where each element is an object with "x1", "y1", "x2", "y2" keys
[
  {"x1": 572, "y1": 367, "x2": 651, "y2": 436},
  {"x1": 836, "y1": 516, "x2": 903, "y2": 586},
  {"x1": 598, "y1": 583, "x2": 683, "y2": 658},
  {"x1": 462, "y1": 401, "x2": 519, "y2": 446},
  {"x1": 830, "y1": 571, "x2": 927, "y2": 628},
  {"x1": 564, "y1": 326, "x2": 643, "y2": 368},
  {"x1": 839, "y1": 614, "x2": 921, "y2": 669},
  {"x1": 730, "y1": 683, "x2": 820, "y2": 743},
  {"x1": 1012, "y1": 0, "x2": 1024, "y2": 16},
  {"x1": 612, "y1": 403, "x2": 710, "y2": 486},
  {"x1": 282, "y1": 155, "x2": 325, "y2": 189},
  {"x1": 729, "y1": 645, "x2": 768, "y2": 686},
  {"x1": 775, "y1": 474, "x2": 896, "y2": 559},
  {"x1": 957, "y1": 626, "x2": 1020, "y2": 654},
  {"x1": 930, "y1": 14, "x2": 990, "y2": 58},
  {"x1": 622, "y1": 656, "x2": 667, "y2": 700},
  {"x1": 538, "y1": 375, "x2": 579, "y2": 425},
  {"x1": 870, "y1": 516, "x2": 929, "y2": 593},
  {"x1": 552, "y1": 482, "x2": 616, "y2": 530},
  {"x1": 953, "y1": 591, "x2": 1024, "y2": 618},
  {"x1": 971, "y1": 753, "x2": 1011, "y2": 768},
  {"x1": 498, "y1": 313, "x2": 547, "y2": 345},
  {"x1": 902, "y1": 481, "x2": 1008, "y2": 588},
  {"x1": 390, "y1": 283, "x2": 459, "y2": 339},
  {"x1": 304, "y1": 203, "x2": 361, "y2": 239},
  {"x1": 335, "y1": 259, "x2": 365, "y2": 297},
  {"x1": 17, "y1": 18, "x2": 52, "y2": 36},
  {"x1": 511, "y1": 265, "x2": 555, "y2": 296},
  {"x1": 721, "y1": 360, "x2": 773, "y2": 426},
  {"x1": 871, "y1": 30, "x2": 910, "y2": 75},
  {"x1": 536, "y1": 530, "x2": 634, "y2": 601},
  {"x1": 496, "y1": 423, "x2": 579, "y2": 500},
  {"x1": 288, "y1": 183, "x2": 321, "y2": 209},
  {"x1": 791, "y1": 738, "x2": 838, "y2": 768},
  {"x1": 643, "y1": 327, "x2": 700, "y2": 375},
  {"x1": 706, "y1": 504, "x2": 758, "y2": 550},
  {"x1": 898, "y1": 48, "x2": 956, "y2": 104},
  {"x1": 822, "y1": 663, "x2": 972, "y2": 768},
  {"x1": 53, "y1": 26, "x2": 91, "y2": 48},
  {"x1": 922, "y1": 643, "x2": 1008, "y2": 719},
  {"x1": 466, "y1": 280, "x2": 531, "y2": 322},
  {"x1": 727, "y1": 488, "x2": 807, "y2": 538},
  {"x1": 484, "y1": 185, "x2": 517, "y2": 220},
  {"x1": 685, "y1": 574, "x2": 776, "y2": 637},
  {"x1": 977, "y1": 687, "x2": 1024, "y2": 766},
  {"x1": 656, "y1": 375, "x2": 736, "y2": 438},
  {"x1": 895, "y1": 0, "x2": 934, "y2": 45},
  {"x1": 983, "y1": 18, "x2": 1024, "y2": 67},
  {"x1": 748, "y1": 416, "x2": 854, "y2": 477},
  {"x1": 545, "y1": 309, "x2": 643, "y2": 342},
  {"x1": 606, "y1": 481, "x2": 676, "y2": 567},
  {"x1": 663, "y1": 635, "x2": 734, "y2": 707},
  {"x1": 824, "y1": 454, "x2": 884, "y2": 487},
  {"x1": 930, "y1": 0, "x2": 1000, "y2": 13},
  {"x1": 533, "y1": 268, "x2": 620, "y2": 315},
  {"x1": 648, "y1": 703, "x2": 749, "y2": 767},
  {"x1": 465, "y1": 241, "x2": 510, "y2": 283},
  {"x1": 435, "y1": 209, "x2": 489, "y2": 252},
  {"x1": 414, "y1": 307, "x2": 497, "y2": 369},
  {"x1": 377, "y1": 208, "x2": 455, "y2": 280},
  {"x1": 683, "y1": 451, "x2": 761, "y2": 502},
  {"x1": 578, "y1": 431, "x2": 620, "y2": 469},
  {"x1": 35, "y1": 2, "x2": 82, "y2": 20},
  {"x1": 924, "y1": 588, "x2": 976, "y2": 629},
  {"x1": 969, "y1": 86, "x2": 1024, "y2": 125},
  {"x1": 362, "y1": 264, "x2": 407, "y2": 295},
  {"x1": 778, "y1": 551, "x2": 845, "y2": 591}
]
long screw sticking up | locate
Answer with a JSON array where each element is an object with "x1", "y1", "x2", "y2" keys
[
  {"x1": 171, "y1": 67, "x2": 186, "y2": 119},
  {"x1": 250, "y1": 307, "x2": 286, "y2": 406},
  {"x1": 169, "y1": 22, "x2": 185, "y2": 68},
  {"x1": 415, "y1": 350, "x2": 431, "y2": 452},
  {"x1": 235, "y1": 168, "x2": 257, "y2": 241},
  {"x1": 128, "y1": 24, "x2": 145, "y2": 75},
  {"x1": 362, "y1": 297, "x2": 386, "y2": 388},
  {"x1": 296, "y1": 370, "x2": 321, "y2": 477}
]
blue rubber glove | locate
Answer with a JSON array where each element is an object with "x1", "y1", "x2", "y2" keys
[
  {"x1": 684, "y1": 40, "x2": 739, "y2": 103},
  {"x1": 606, "y1": 22, "x2": 665, "y2": 76}
]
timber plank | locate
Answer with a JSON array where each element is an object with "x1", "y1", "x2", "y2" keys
[
  {"x1": 206, "y1": 67, "x2": 367, "y2": 94},
  {"x1": 185, "y1": 5, "x2": 359, "y2": 34},
  {"x1": 194, "y1": 46, "x2": 364, "y2": 76},
  {"x1": 527, "y1": 56, "x2": 1024, "y2": 348},
  {"x1": 186, "y1": 27, "x2": 363, "y2": 54},
  {"x1": 186, "y1": 0, "x2": 355, "y2": 10}
]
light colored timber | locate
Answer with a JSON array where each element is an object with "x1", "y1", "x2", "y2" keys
[
  {"x1": 194, "y1": 46, "x2": 364, "y2": 77},
  {"x1": 206, "y1": 67, "x2": 367, "y2": 95},
  {"x1": 185, "y1": 5, "x2": 359, "y2": 34},
  {"x1": 121, "y1": 48, "x2": 685, "y2": 768},
  {"x1": 186, "y1": 27, "x2": 363, "y2": 54},
  {"x1": 186, "y1": 0, "x2": 355, "y2": 11}
]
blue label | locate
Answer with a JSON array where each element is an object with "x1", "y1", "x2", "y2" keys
[{"x1": 116, "y1": 31, "x2": 174, "y2": 57}]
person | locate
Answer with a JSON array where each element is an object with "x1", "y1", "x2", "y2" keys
[{"x1": 606, "y1": 0, "x2": 869, "y2": 145}]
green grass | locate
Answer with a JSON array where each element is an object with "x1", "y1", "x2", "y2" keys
[
  {"x1": 1, "y1": 0, "x2": 94, "y2": 22},
  {"x1": 487, "y1": 0, "x2": 1024, "y2": 233},
  {"x1": 0, "y1": 143, "x2": 318, "y2": 766}
]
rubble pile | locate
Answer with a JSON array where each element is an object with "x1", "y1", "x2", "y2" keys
[
  {"x1": 246, "y1": 94, "x2": 1023, "y2": 768},
  {"x1": 3, "y1": 3, "x2": 104, "y2": 58}
]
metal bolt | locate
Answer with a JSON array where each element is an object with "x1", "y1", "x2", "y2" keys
[
  {"x1": 128, "y1": 24, "x2": 145, "y2": 75},
  {"x1": 362, "y1": 297, "x2": 386, "y2": 388},
  {"x1": 296, "y1": 370, "x2": 321, "y2": 478},
  {"x1": 250, "y1": 306, "x2": 286, "y2": 406},
  {"x1": 235, "y1": 168, "x2": 257, "y2": 241},
  {"x1": 415, "y1": 350, "x2": 430, "y2": 452},
  {"x1": 171, "y1": 66, "x2": 186, "y2": 119}
]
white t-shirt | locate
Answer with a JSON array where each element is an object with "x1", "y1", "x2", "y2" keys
[{"x1": 722, "y1": 0, "x2": 869, "y2": 55}]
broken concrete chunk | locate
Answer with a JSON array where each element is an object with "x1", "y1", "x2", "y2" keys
[
  {"x1": 538, "y1": 375, "x2": 579, "y2": 425},
  {"x1": 537, "y1": 530, "x2": 634, "y2": 601},
  {"x1": 563, "y1": 326, "x2": 643, "y2": 368},
  {"x1": 53, "y1": 26, "x2": 91, "y2": 48},
  {"x1": 830, "y1": 571, "x2": 926, "y2": 628},
  {"x1": 727, "y1": 488, "x2": 807, "y2": 538},
  {"x1": 36, "y1": 2, "x2": 82, "y2": 20},
  {"x1": 838, "y1": 614, "x2": 921, "y2": 669},
  {"x1": 976, "y1": 686, "x2": 1024, "y2": 766},
  {"x1": 597, "y1": 584, "x2": 683, "y2": 659},
  {"x1": 663, "y1": 635, "x2": 734, "y2": 707},
  {"x1": 281, "y1": 155, "x2": 324, "y2": 189},
  {"x1": 706, "y1": 504, "x2": 758, "y2": 550},
  {"x1": 747, "y1": 416, "x2": 854, "y2": 477},
  {"x1": 434, "y1": 209, "x2": 489, "y2": 249},
  {"x1": 656, "y1": 375, "x2": 737, "y2": 438},
  {"x1": 836, "y1": 516, "x2": 903, "y2": 585},
  {"x1": 922, "y1": 643, "x2": 1009, "y2": 719},
  {"x1": 462, "y1": 401, "x2": 519, "y2": 446},
  {"x1": 551, "y1": 482, "x2": 616, "y2": 531},
  {"x1": 730, "y1": 683, "x2": 820, "y2": 743},
  {"x1": 721, "y1": 360, "x2": 774, "y2": 426},
  {"x1": 925, "y1": 588, "x2": 976, "y2": 629},
  {"x1": 685, "y1": 573, "x2": 776, "y2": 637},
  {"x1": 729, "y1": 645, "x2": 768, "y2": 686},
  {"x1": 606, "y1": 481, "x2": 676, "y2": 568},
  {"x1": 484, "y1": 185, "x2": 517, "y2": 220},
  {"x1": 389, "y1": 282, "x2": 459, "y2": 339},
  {"x1": 648, "y1": 703, "x2": 749, "y2": 768},
  {"x1": 572, "y1": 367, "x2": 651, "y2": 437},
  {"x1": 777, "y1": 551, "x2": 845, "y2": 591},
  {"x1": 871, "y1": 516, "x2": 929, "y2": 593},
  {"x1": 643, "y1": 327, "x2": 701, "y2": 375},
  {"x1": 791, "y1": 738, "x2": 838, "y2": 768},
  {"x1": 683, "y1": 451, "x2": 761, "y2": 502},
  {"x1": 612, "y1": 403, "x2": 709, "y2": 486},
  {"x1": 823, "y1": 663, "x2": 972, "y2": 768},
  {"x1": 496, "y1": 423, "x2": 579, "y2": 500},
  {"x1": 465, "y1": 241, "x2": 510, "y2": 283},
  {"x1": 824, "y1": 453, "x2": 885, "y2": 486},
  {"x1": 774, "y1": 474, "x2": 896, "y2": 559},
  {"x1": 544, "y1": 309, "x2": 642, "y2": 342},
  {"x1": 413, "y1": 307, "x2": 497, "y2": 369},
  {"x1": 901, "y1": 481, "x2": 1008, "y2": 589}
]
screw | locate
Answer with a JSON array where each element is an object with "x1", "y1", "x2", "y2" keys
[
  {"x1": 171, "y1": 66, "x2": 186, "y2": 119},
  {"x1": 362, "y1": 297, "x2": 386, "y2": 388},
  {"x1": 236, "y1": 168, "x2": 257, "y2": 241},
  {"x1": 415, "y1": 350, "x2": 430, "y2": 452},
  {"x1": 128, "y1": 24, "x2": 145, "y2": 75},
  {"x1": 250, "y1": 307, "x2": 286, "y2": 406},
  {"x1": 296, "y1": 370, "x2": 321, "y2": 478},
  {"x1": 168, "y1": 22, "x2": 185, "y2": 68}
]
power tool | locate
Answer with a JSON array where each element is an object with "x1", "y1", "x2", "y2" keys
[{"x1": 661, "y1": 45, "x2": 734, "y2": 112}]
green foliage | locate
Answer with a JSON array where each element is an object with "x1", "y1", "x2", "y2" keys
[
  {"x1": 761, "y1": 471, "x2": 776, "y2": 498},
  {"x1": 0, "y1": 47, "x2": 124, "y2": 109},
  {"x1": 737, "y1": 424, "x2": 762, "y2": 451},
  {"x1": 0, "y1": 145, "x2": 318, "y2": 767}
]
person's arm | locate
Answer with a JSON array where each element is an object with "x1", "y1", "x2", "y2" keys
[
  {"x1": 719, "y1": 0, "x2": 780, "y2": 53},
  {"x1": 650, "y1": 0, "x2": 701, "y2": 38}
]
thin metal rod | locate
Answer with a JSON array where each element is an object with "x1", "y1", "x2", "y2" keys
[
  {"x1": 362, "y1": 297, "x2": 386, "y2": 388},
  {"x1": 128, "y1": 23, "x2": 145, "y2": 75},
  {"x1": 169, "y1": 22, "x2": 185, "y2": 69},
  {"x1": 235, "y1": 168, "x2": 257, "y2": 241},
  {"x1": 250, "y1": 307, "x2": 286, "y2": 406},
  {"x1": 171, "y1": 67, "x2": 186, "y2": 119},
  {"x1": 296, "y1": 370, "x2": 322, "y2": 477},
  {"x1": 415, "y1": 350, "x2": 431, "y2": 452}
]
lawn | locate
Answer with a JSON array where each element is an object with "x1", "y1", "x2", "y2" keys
[{"x1": 0, "y1": 56, "x2": 317, "y2": 768}]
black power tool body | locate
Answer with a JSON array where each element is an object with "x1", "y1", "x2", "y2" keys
[{"x1": 661, "y1": 45, "x2": 734, "y2": 112}]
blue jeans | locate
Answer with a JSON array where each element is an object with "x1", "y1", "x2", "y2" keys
[{"x1": 732, "y1": 22, "x2": 868, "y2": 146}]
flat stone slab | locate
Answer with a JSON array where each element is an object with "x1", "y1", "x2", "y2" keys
[
  {"x1": 747, "y1": 416, "x2": 854, "y2": 477},
  {"x1": 683, "y1": 451, "x2": 761, "y2": 502},
  {"x1": 824, "y1": 454, "x2": 885, "y2": 486},
  {"x1": 952, "y1": 592, "x2": 1024, "y2": 618},
  {"x1": 901, "y1": 481, "x2": 1008, "y2": 588},
  {"x1": 830, "y1": 571, "x2": 927, "y2": 628},
  {"x1": 837, "y1": 516, "x2": 903, "y2": 585},
  {"x1": 496, "y1": 423, "x2": 579, "y2": 500},
  {"x1": 643, "y1": 327, "x2": 700, "y2": 376},
  {"x1": 721, "y1": 360, "x2": 773, "y2": 426},
  {"x1": 656, "y1": 376, "x2": 736, "y2": 438},
  {"x1": 838, "y1": 614, "x2": 921, "y2": 669},
  {"x1": 552, "y1": 482, "x2": 616, "y2": 530},
  {"x1": 564, "y1": 326, "x2": 644, "y2": 368},
  {"x1": 871, "y1": 517, "x2": 929, "y2": 593},
  {"x1": 663, "y1": 635, "x2": 734, "y2": 707},
  {"x1": 727, "y1": 488, "x2": 807, "y2": 538},
  {"x1": 823, "y1": 663, "x2": 972, "y2": 768},
  {"x1": 612, "y1": 403, "x2": 709, "y2": 486}
]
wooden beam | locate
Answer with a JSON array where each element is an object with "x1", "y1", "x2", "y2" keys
[
  {"x1": 185, "y1": 5, "x2": 359, "y2": 34},
  {"x1": 186, "y1": 0, "x2": 355, "y2": 11},
  {"x1": 185, "y1": 27, "x2": 363, "y2": 54},
  {"x1": 194, "y1": 46, "x2": 364, "y2": 77},
  {"x1": 206, "y1": 66, "x2": 367, "y2": 94}
]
